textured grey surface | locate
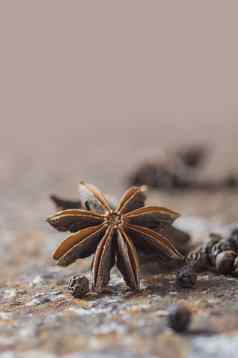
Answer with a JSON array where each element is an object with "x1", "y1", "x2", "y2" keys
[{"x1": 0, "y1": 117, "x2": 238, "y2": 357}]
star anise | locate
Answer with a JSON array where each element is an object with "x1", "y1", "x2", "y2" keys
[{"x1": 47, "y1": 182, "x2": 183, "y2": 292}]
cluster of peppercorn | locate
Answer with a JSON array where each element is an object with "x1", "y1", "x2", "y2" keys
[
  {"x1": 187, "y1": 229, "x2": 238, "y2": 276},
  {"x1": 128, "y1": 146, "x2": 238, "y2": 191},
  {"x1": 128, "y1": 146, "x2": 206, "y2": 190},
  {"x1": 67, "y1": 229, "x2": 238, "y2": 295}
]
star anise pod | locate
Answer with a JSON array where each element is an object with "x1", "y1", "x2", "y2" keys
[{"x1": 47, "y1": 182, "x2": 183, "y2": 292}]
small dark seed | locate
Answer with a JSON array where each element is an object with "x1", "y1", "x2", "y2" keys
[
  {"x1": 215, "y1": 251, "x2": 236, "y2": 275},
  {"x1": 68, "y1": 275, "x2": 89, "y2": 298},
  {"x1": 176, "y1": 266, "x2": 197, "y2": 288},
  {"x1": 167, "y1": 304, "x2": 192, "y2": 333}
]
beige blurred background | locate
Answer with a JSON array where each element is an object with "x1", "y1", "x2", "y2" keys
[{"x1": 0, "y1": 1, "x2": 238, "y2": 228}]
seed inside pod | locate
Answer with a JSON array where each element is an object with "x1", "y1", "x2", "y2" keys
[{"x1": 215, "y1": 251, "x2": 236, "y2": 275}]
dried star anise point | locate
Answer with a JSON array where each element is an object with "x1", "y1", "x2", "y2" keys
[{"x1": 47, "y1": 183, "x2": 183, "y2": 292}]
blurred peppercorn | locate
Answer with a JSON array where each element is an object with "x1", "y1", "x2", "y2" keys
[
  {"x1": 167, "y1": 304, "x2": 192, "y2": 333},
  {"x1": 176, "y1": 265, "x2": 197, "y2": 288}
]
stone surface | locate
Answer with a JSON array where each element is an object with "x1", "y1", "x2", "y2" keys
[
  {"x1": 1, "y1": 226, "x2": 238, "y2": 357},
  {"x1": 1, "y1": 119, "x2": 238, "y2": 357},
  {"x1": 190, "y1": 336, "x2": 238, "y2": 358}
]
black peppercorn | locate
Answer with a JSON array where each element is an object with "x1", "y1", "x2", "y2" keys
[
  {"x1": 167, "y1": 304, "x2": 192, "y2": 333},
  {"x1": 68, "y1": 275, "x2": 89, "y2": 298},
  {"x1": 209, "y1": 241, "x2": 230, "y2": 266},
  {"x1": 215, "y1": 251, "x2": 236, "y2": 275},
  {"x1": 176, "y1": 265, "x2": 197, "y2": 288}
]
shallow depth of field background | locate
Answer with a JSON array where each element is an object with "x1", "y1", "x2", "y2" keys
[{"x1": 0, "y1": 1, "x2": 238, "y2": 229}]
